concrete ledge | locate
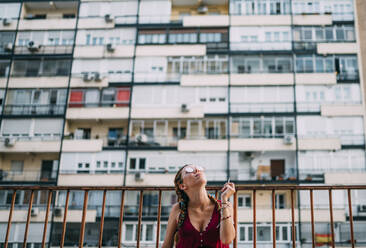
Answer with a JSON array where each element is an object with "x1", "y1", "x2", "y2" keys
[
  {"x1": 74, "y1": 45, "x2": 134, "y2": 58},
  {"x1": 78, "y1": 17, "x2": 115, "y2": 29},
  {"x1": 293, "y1": 14, "x2": 332, "y2": 25},
  {"x1": 58, "y1": 174, "x2": 124, "y2": 186},
  {"x1": 321, "y1": 105, "x2": 364, "y2": 116},
  {"x1": 131, "y1": 106, "x2": 204, "y2": 119},
  {"x1": 19, "y1": 18, "x2": 76, "y2": 30},
  {"x1": 66, "y1": 107, "x2": 129, "y2": 120},
  {"x1": 325, "y1": 172, "x2": 366, "y2": 185},
  {"x1": 178, "y1": 139, "x2": 228, "y2": 152},
  {"x1": 181, "y1": 74, "x2": 229, "y2": 86},
  {"x1": 231, "y1": 15, "x2": 291, "y2": 26},
  {"x1": 183, "y1": 15, "x2": 229, "y2": 27},
  {"x1": 8, "y1": 77, "x2": 69, "y2": 88},
  {"x1": 62, "y1": 139, "x2": 103, "y2": 152},
  {"x1": 298, "y1": 138, "x2": 341, "y2": 150},
  {"x1": 230, "y1": 138, "x2": 296, "y2": 151},
  {"x1": 317, "y1": 43, "x2": 358, "y2": 54},
  {"x1": 0, "y1": 140, "x2": 61, "y2": 153},
  {"x1": 295, "y1": 73, "x2": 337, "y2": 85},
  {"x1": 230, "y1": 73, "x2": 293, "y2": 85},
  {"x1": 136, "y1": 44, "x2": 206, "y2": 56},
  {"x1": 126, "y1": 173, "x2": 175, "y2": 186}
]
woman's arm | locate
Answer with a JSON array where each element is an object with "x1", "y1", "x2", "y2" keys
[
  {"x1": 219, "y1": 182, "x2": 236, "y2": 245},
  {"x1": 162, "y1": 203, "x2": 180, "y2": 248}
]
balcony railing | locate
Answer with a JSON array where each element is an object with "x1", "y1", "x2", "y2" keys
[
  {"x1": 230, "y1": 102, "x2": 294, "y2": 113},
  {"x1": 0, "y1": 185, "x2": 364, "y2": 248},
  {"x1": 14, "y1": 45, "x2": 73, "y2": 55},
  {"x1": 3, "y1": 104, "x2": 65, "y2": 116},
  {"x1": 0, "y1": 170, "x2": 57, "y2": 183}
]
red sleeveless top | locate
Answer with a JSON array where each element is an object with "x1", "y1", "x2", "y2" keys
[{"x1": 176, "y1": 201, "x2": 230, "y2": 248}]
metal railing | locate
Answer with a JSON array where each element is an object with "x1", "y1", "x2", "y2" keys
[
  {"x1": 3, "y1": 104, "x2": 65, "y2": 116},
  {"x1": 0, "y1": 185, "x2": 365, "y2": 248}
]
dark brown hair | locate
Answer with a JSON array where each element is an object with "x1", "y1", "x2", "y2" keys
[{"x1": 173, "y1": 164, "x2": 219, "y2": 244}]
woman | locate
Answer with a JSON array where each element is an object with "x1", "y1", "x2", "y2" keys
[{"x1": 162, "y1": 164, "x2": 236, "y2": 248}]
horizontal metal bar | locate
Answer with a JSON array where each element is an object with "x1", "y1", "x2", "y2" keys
[{"x1": 0, "y1": 185, "x2": 365, "y2": 191}]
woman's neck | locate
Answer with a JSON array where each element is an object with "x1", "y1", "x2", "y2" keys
[{"x1": 186, "y1": 187, "x2": 211, "y2": 210}]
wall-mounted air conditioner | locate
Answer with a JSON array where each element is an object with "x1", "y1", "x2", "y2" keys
[
  {"x1": 31, "y1": 207, "x2": 39, "y2": 217},
  {"x1": 181, "y1": 103, "x2": 189, "y2": 113},
  {"x1": 4, "y1": 42, "x2": 13, "y2": 52},
  {"x1": 4, "y1": 137, "x2": 15, "y2": 147},
  {"x1": 135, "y1": 171, "x2": 144, "y2": 181},
  {"x1": 94, "y1": 72, "x2": 102, "y2": 82},
  {"x1": 82, "y1": 72, "x2": 94, "y2": 82},
  {"x1": 54, "y1": 207, "x2": 63, "y2": 217},
  {"x1": 27, "y1": 41, "x2": 41, "y2": 52},
  {"x1": 106, "y1": 43, "x2": 115, "y2": 52},
  {"x1": 104, "y1": 14, "x2": 114, "y2": 23},
  {"x1": 2, "y1": 18, "x2": 11, "y2": 26},
  {"x1": 283, "y1": 135, "x2": 294, "y2": 145}
]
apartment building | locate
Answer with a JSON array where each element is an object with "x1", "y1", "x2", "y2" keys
[{"x1": 0, "y1": 0, "x2": 365, "y2": 247}]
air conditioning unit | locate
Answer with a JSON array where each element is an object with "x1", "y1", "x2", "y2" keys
[
  {"x1": 54, "y1": 207, "x2": 63, "y2": 217},
  {"x1": 31, "y1": 207, "x2": 39, "y2": 217},
  {"x1": 135, "y1": 171, "x2": 144, "y2": 181},
  {"x1": 239, "y1": 151, "x2": 254, "y2": 161},
  {"x1": 106, "y1": 43, "x2": 115, "y2": 52},
  {"x1": 82, "y1": 72, "x2": 94, "y2": 82},
  {"x1": 358, "y1": 205, "x2": 366, "y2": 213},
  {"x1": 2, "y1": 18, "x2": 11, "y2": 26},
  {"x1": 94, "y1": 72, "x2": 102, "y2": 82},
  {"x1": 197, "y1": 4, "x2": 208, "y2": 14},
  {"x1": 4, "y1": 137, "x2": 15, "y2": 147},
  {"x1": 27, "y1": 41, "x2": 41, "y2": 52},
  {"x1": 135, "y1": 133, "x2": 148, "y2": 143},
  {"x1": 4, "y1": 42, "x2": 13, "y2": 52},
  {"x1": 181, "y1": 103, "x2": 189, "y2": 113},
  {"x1": 283, "y1": 135, "x2": 294, "y2": 145},
  {"x1": 104, "y1": 14, "x2": 114, "y2": 23}
]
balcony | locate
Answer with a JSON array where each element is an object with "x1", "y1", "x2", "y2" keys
[
  {"x1": 66, "y1": 106, "x2": 129, "y2": 120},
  {"x1": 0, "y1": 136, "x2": 61, "y2": 153},
  {"x1": 230, "y1": 73, "x2": 294, "y2": 85},
  {"x1": 74, "y1": 45, "x2": 134, "y2": 59},
  {"x1": 317, "y1": 43, "x2": 358, "y2": 55},
  {"x1": 0, "y1": 185, "x2": 364, "y2": 247},
  {"x1": 231, "y1": 41, "x2": 292, "y2": 52},
  {"x1": 0, "y1": 170, "x2": 57, "y2": 184},
  {"x1": 297, "y1": 101, "x2": 362, "y2": 113},
  {"x1": 3, "y1": 104, "x2": 65, "y2": 116},
  {"x1": 19, "y1": 17, "x2": 76, "y2": 31},
  {"x1": 62, "y1": 139, "x2": 103, "y2": 153},
  {"x1": 182, "y1": 15, "x2": 229, "y2": 27},
  {"x1": 293, "y1": 14, "x2": 332, "y2": 26},
  {"x1": 180, "y1": 74, "x2": 229, "y2": 86},
  {"x1": 58, "y1": 171, "x2": 124, "y2": 186},
  {"x1": 135, "y1": 44, "x2": 206, "y2": 57},
  {"x1": 230, "y1": 15, "x2": 291, "y2": 26},
  {"x1": 230, "y1": 102, "x2": 294, "y2": 113},
  {"x1": 14, "y1": 45, "x2": 73, "y2": 55}
]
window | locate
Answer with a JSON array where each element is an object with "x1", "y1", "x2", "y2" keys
[
  {"x1": 238, "y1": 194, "x2": 251, "y2": 208},
  {"x1": 275, "y1": 193, "x2": 285, "y2": 209},
  {"x1": 257, "y1": 226, "x2": 271, "y2": 241},
  {"x1": 125, "y1": 224, "x2": 134, "y2": 241},
  {"x1": 130, "y1": 158, "x2": 136, "y2": 170},
  {"x1": 11, "y1": 160, "x2": 24, "y2": 175}
]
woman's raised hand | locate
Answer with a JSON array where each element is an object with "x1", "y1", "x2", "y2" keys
[{"x1": 220, "y1": 181, "x2": 235, "y2": 202}]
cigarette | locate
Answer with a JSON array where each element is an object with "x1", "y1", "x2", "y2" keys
[{"x1": 227, "y1": 178, "x2": 230, "y2": 183}]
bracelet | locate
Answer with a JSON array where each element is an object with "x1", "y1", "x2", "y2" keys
[
  {"x1": 221, "y1": 215, "x2": 232, "y2": 222},
  {"x1": 219, "y1": 201, "x2": 232, "y2": 211}
]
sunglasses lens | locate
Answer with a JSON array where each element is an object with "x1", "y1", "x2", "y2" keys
[
  {"x1": 185, "y1": 167, "x2": 194, "y2": 173},
  {"x1": 197, "y1": 166, "x2": 204, "y2": 171}
]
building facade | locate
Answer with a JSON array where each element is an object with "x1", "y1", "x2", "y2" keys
[{"x1": 0, "y1": 0, "x2": 365, "y2": 247}]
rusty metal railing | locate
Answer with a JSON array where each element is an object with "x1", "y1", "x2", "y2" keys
[{"x1": 1, "y1": 185, "x2": 365, "y2": 248}]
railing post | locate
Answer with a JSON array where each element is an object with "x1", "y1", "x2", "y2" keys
[
  {"x1": 98, "y1": 190, "x2": 107, "y2": 247},
  {"x1": 310, "y1": 189, "x2": 315, "y2": 248},
  {"x1": 253, "y1": 189, "x2": 256, "y2": 248},
  {"x1": 137, "y1": 190, "x2": 144, "y2": 248},
  {"x1": 347, "y1": 189, "x2": 355, "y2": 248},
  {"x1": 4, "y1": 190, "x2": 16, "y2": 248},
  {"x1": 272, "y1": 189, "x2": 276, "y2": 248},
  {"x1": 60, "y1": 190, "x2": 70, "y2": 248},
  {"x1": 23, "y1": 190, "x2": 35, "y2": 248},
  {"x1": 79, "y1": 190, "x2": 89, "y2": 248}
]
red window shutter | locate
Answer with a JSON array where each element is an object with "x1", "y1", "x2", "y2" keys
[
  {"x1": 69, "y1": 91, "x2": 84, "y2": 107},
  {"x1": 116, "y1": 88, "x2": 130, "y2": 107}
]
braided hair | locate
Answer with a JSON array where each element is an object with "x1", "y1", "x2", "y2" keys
[{"x1": 173, "y1": 165, "x2": 220, "y2": 244}]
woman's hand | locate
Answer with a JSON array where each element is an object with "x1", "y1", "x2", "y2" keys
[{"x1": 220, "y1": 182, "x2": 235, "y2": 202}]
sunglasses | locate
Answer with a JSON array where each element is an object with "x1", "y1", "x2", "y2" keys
[{"x1": 184, "y1": 166, "x2": 204, "y2": 173}]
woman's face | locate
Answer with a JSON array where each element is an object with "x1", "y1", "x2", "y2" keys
[{"x1": 180, "y1": 165, "x2": 207, "y2": 188}]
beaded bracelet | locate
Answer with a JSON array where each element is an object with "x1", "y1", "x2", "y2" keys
[{"x1": 221, "y1": 215, "x2": 232, "y2": 222}]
